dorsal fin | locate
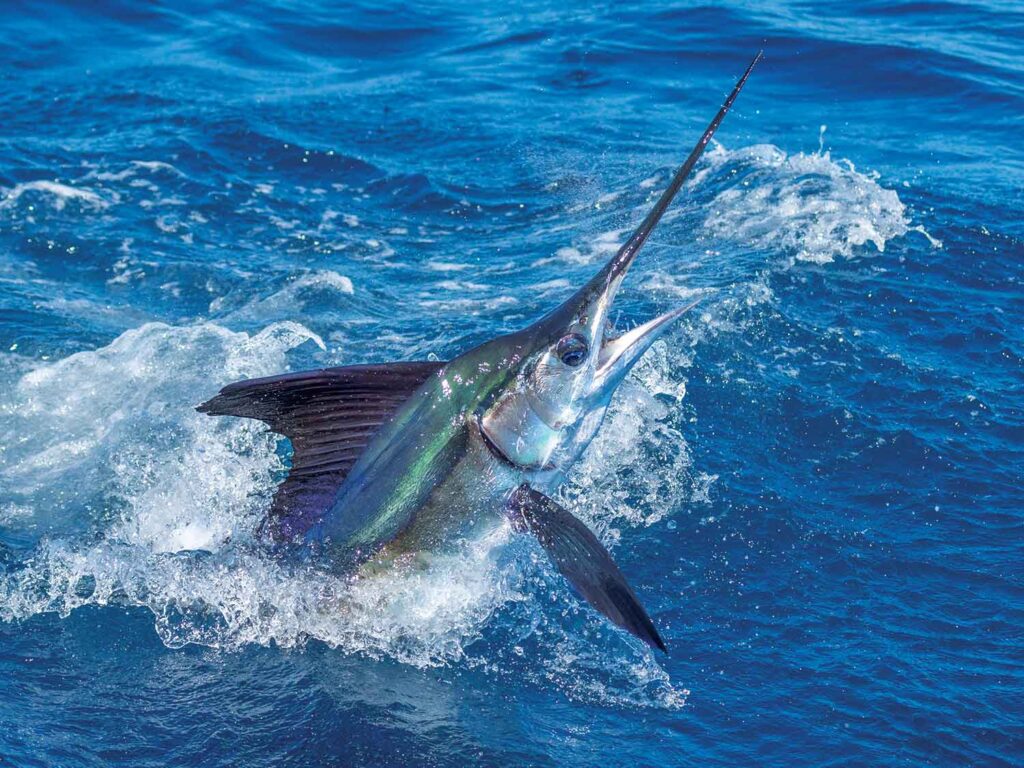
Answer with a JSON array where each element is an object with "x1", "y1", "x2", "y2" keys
[{"x1": 197, "y1": 361, "x2": 444, "y2": 541}]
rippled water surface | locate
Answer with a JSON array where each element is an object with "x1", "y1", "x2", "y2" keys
[{"x1": 1, "y1": 1, "x2": 1022, "y2": 765}]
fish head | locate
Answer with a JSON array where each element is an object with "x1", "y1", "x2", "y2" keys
[{"x1": 478, "y1": 231, "x2": 701, "y2": 472}]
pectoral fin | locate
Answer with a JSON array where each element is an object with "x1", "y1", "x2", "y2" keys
[{"x1": 508, "y1": 484, "x2": 667, "y2": 653}]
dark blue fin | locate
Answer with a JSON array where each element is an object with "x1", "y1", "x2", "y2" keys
[
  {"x1": 198, "y1": 362, "x2": 443, "y2": 541},
  {"x1": 508, "y1": 484, "x2": 667, "y2": 653}
]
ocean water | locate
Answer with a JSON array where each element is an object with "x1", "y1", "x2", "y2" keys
[{"x1": 1, "y1": 0, "x2": 1021, "y2": 765}]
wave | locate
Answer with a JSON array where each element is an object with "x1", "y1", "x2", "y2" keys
[
  {"x1": 0, "y1": 180, "x2": 111, "y2": 212},
  {"x1": 212, "y1": 269, "x2": 356, "y2": 321}
]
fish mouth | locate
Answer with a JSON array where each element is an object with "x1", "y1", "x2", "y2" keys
[{"x1": 595, "y1": 297, "x2": 703, "y2": 386}]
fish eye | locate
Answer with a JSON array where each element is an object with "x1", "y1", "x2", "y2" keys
[{"x1": 555, "y1": 333, "x2": 589, "y2": 367}]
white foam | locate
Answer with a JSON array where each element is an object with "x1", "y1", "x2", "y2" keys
[
  {"x1": 418, "y1": 295, "x2": 518, "y2": 313},
  {"x1": 433, "y1": 279, "x2": 490, "y2": 292},
  {"x1": 90, "y1": 160, "x2": 183, "y2": 182},
  {"x1": 0, "y1": 180, "x2": 109, "y2": 211},
  {"x1": 2, "y1": 321, "x2": 319, "y2": 524},
  {"x1": 640, "y1": 273, "x2": 706, "y2": 301},
  {"x1": 132, "y1": 160, "x2": 181, "y2": 174},
  {"x1": 530, "y1": 278, "x2": 572, "y2": 296},
  {"x1": 698, "y1": 142, "x2": 928, "y2": 263},
  {"x1": 426, "y1": 260, "x2": 471, "y2": 272}
]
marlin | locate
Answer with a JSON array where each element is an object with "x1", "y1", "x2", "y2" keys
[{"x1": 199, "y1": 53, "x2": 761, "y2": 653}]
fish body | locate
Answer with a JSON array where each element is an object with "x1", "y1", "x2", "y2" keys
[{"x1": 321, "y1": 339, "x2": 523, "y2": 562}]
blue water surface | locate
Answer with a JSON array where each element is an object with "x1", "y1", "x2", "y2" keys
[{"x1": 1, "y1": 1, "x2": 1022, "y2": 766}]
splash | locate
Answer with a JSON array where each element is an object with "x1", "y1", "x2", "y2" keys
[
  {"x1": 0, "y1": 313, "x2": 694, "y2": 706},
  {"x1": 696, "y1": 140, "x2": 926, "y2": 264},
  {"x1": 0, "y1": 322, "x2": 320, "y2": 542}
]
